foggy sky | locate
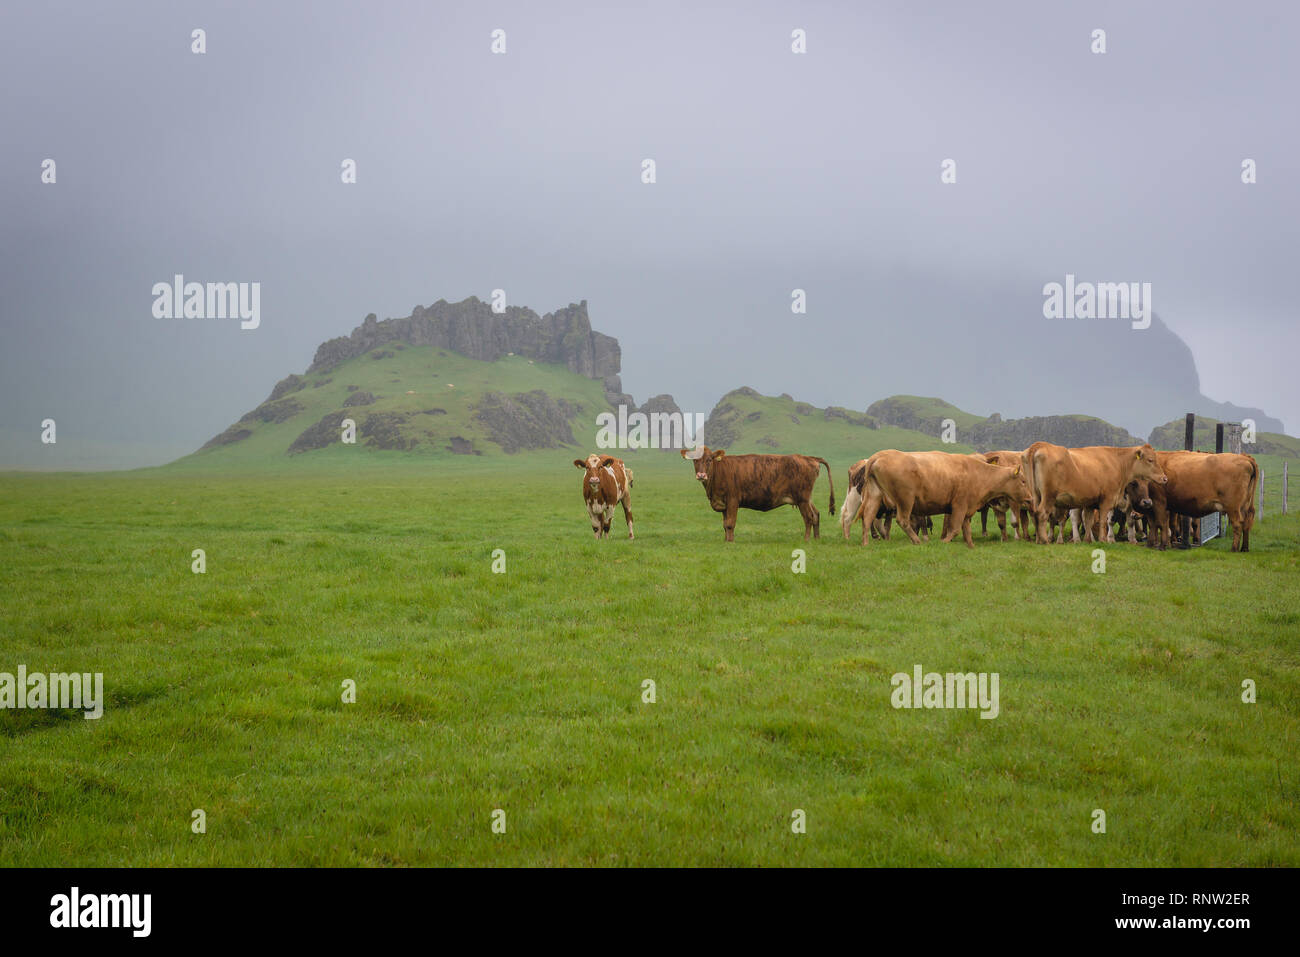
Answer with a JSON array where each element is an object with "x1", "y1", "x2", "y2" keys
[{"x1": 2, "y1": 0, "x2": 1296, "y2": 468}]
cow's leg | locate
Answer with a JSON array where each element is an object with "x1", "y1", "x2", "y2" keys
[
  {"x1": 724, "y1": 502, "x2": 738, "y2": 542},
  {"x1": 897, "y1": 503, "x2": 923, "y2": 545},
  {"x1": 860, "y1": 490, "x2": 884, "y2": 546},
  {"x1": 1070, "y1": 508, "x2": 1082, "y2": 543},
  {"x1": 798, "y1": 501, "x2": 816, "y2": 541},
  {"x1": 939, "y1": 510, "x2": 957, "y2": 543},
  {"x1": 602, "y1": 505, "x2": 614, "y2": 539},
  {"x1": 588, "y1": 499, "x2": 602, "y2": 538},
  {"x1": 621, "y1": 494, "x2": 634, "y2": 540},
  {"x1": 996, "y1": 506, "x2": 1009, "y2": 541},
  {"x1": 961, "y1": 512, "x2": 976, "y2": 548},
  {"x1": 979, "y1": 506, "x2": 989, "y2": 538},
  {"x1": 1035, "y1": 498, "x2": 1053, "y2": 544},
  {"x1": 1081, "y1": 508, "x2": 1096, "y2": 543},
  {"x1": 807, "y1": 499, "x2": 821, "y2": 540}
]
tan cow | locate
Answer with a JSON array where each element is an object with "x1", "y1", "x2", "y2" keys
[
  {"x1": 973, "y1": 450, "x2": 1032, "y2": 541},
  {"x1": 1026, "y1": 443, "x2": 1166, "y2": 544},
  {"x1": 857, "y1": 450, "x2": 1034, "y2": 548},
  {"x1": 573, "y1": 453, "x2": 634, "y2": 539},
  {"x1": 1143, "y1": 451, "x2": 1258, "y2": 552}
]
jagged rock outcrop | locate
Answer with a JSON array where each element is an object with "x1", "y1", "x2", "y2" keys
[
  {"x1": 240, "y1": 397, "x2": 304, "y2": 425},
  {"x1": 269, "y1": 374, "x2": 307, "y2": 401},
  {"x1": 701, "y1": 389, "x2": 759, "y2": 449},
  {"x1": 288, "y1": 412, "x2": 347, "y2": 454},
  {"x1": 970, "y1": 415, "x2": 1140, "y2": 451},
  {"x1": 867, "y1": 396, "x2": 977, "y2": 434},
  {"x1": 824, "y1": 406, "x2": 877, "y2": 428},
  {"x1": 636, "y1": 394, "x2": 688, "y2": 451},
  {"x1": 473, "y1": 390, "x2": 582, "y2": 454},
  {"x1": 307, "y1": 298, "x2": 620, "y2": 381},
  {"x1": 342, "y1": 390, "x2": 376, "y2": 407}
]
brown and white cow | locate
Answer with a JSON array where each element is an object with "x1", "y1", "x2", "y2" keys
[
  {"x1": 681, "y1": 446, "x2": 834, "y2": 542},
  {"x1": 1140, "y1": 451, "x2": 1258, "y2": 552},
  {"x1": 1025, "y1": 442, "x2": 1166, "y2": 544},
  {"x1": 573, "y1": 453, "x2": 634, "y2": 539},
  {"x1": 857, "y1": 450, "x2": 1034, "y2": 548},
  {"x1": 841, "y1": 455, "x2": 894, "y2": 540}
]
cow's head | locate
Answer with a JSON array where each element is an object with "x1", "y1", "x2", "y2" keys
[
  {"x1": 574, "y1": 454, "x2": 615, "y2": 490},
  {"x1": 990, "y1": 462, "x2": 1033, "y2": 511},
  {"x1": 681, "y1": 445, "x2": 724, "y2": 483},
  {"x1": 1124, "y1": 477, "x2": 1154, "y2": 512},
  {"x1": 1131, "y1": 444, "x2": 1167, "y2": 486},
  {"x1": 1007, "y1": 464, "x2": 1033, "y2": 509}
]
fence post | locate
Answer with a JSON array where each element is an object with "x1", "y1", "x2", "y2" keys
[
  {"x1": 1180, "y1": 413, "x2": 1194, "y2": 547},
  {"x1": 1284, "y1": 462, "x2": 1289, "y2": 516},
  {"x1": 1216, "y1": 423, "x2": 1224, "y2": 453},
  {"x1": 1229, "y1": 424, "x2": 1243, "y2": 455},
  {"x1": 1259, "y1": 466, "x2": 1264, "y2": 520}
]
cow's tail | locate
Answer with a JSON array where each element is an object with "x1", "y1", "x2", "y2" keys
[
  {"x1": 814, "y1": 457, "x2": 835, "y2": 514},
  {"x1": 1026, "y1": 444, "x2": 1045, "y2": 514},
  {"x1": 1244, "y1": 455, "x2": 1259, "y2": 522},
  {"x1": 625, "y1": 467, "x2": 634, "y2": 489}
]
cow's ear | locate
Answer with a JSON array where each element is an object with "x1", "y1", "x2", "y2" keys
[
  {"x1": 713, "y1": 450, "x2": 726, "y2": 460},
  {"x1": 1135, "y1": 449, "x2": 1142, "y2": 459},
  {"x1": 573, "y1": 460, "x2": 586, "y2": 469},
  {"x1": 1013, "y1": 465, "x2": 1021, "y2": 476},
  {"x1": 679, "y1": 449, "x2": 689, "y2": 459},
  {"x1": 599, "y1": 456, "x2": 616, "y2": 468}
]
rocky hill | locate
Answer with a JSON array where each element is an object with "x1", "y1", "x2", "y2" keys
[
  {"x1": 868, "y1": 394, "x2": 1140, "y2": 449},
  {"x1": 188, "y1": 297, "x2": 686, "y2": 464},
  {"x1": 1148, "y1": 416, "x2": 1300, "y2": 457},
  {"x1": 302, "y1": 296, "x2": 635, "y2": 411}
]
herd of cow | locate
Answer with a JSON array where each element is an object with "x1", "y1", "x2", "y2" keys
[{"x1": 574, "y1": 441, "x2": 1260, "y2": 552}]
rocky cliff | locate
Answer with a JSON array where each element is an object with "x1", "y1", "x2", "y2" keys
[{"x1": 306, "y1": 296, "x2": 622, "y2": 392}]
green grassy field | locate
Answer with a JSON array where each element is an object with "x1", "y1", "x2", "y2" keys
[{"x1": 1, "y1": 451, "x2": 1297, "y2": 866}]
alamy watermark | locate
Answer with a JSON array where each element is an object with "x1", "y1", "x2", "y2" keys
[
  {"x1": 1, "y1": 666, "x2": 104, "y2": 719},
  {"x1": 1043, "y1": 274, "x2": 1151, "y2": 330},
  {"x1": 152, "y1": 274, "x2": 260, "y2": 330},
  {"x1": 595, "y1": 405, "x2": 704, "y2": 450},
  {"x1": 891, "y1": 664, "x2": 999, "y2": 719}
]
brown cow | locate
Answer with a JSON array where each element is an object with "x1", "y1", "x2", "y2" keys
[
  {"x1": 1141, "y1": 451, "x2": 1258, "y2": 552},
  {"x1": 573, "y1": 453, "x2": 634, "y2": 539},
  {"x1": 681, "y1": 446, "x2": 833, "y2": 542},
  {"x1": 1026, "y1": 443, "x2": 1166, "y2": 544},
  {"x1": 857, "y1": 450, "x2": 1034, "y2": 548}
]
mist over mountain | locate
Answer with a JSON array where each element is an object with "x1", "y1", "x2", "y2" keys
[
  {"x1": 179, "y1": 294, "x2": 1284, "y2": 470},
  {"x1": 596, "y1": 265, "x2": 1287, "y2": 443}
]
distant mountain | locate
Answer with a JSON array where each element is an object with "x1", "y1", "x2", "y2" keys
[
  {"x1": 701, "y1": 388, "x2": 970, "y2": 463},
  {"x1": 868, "y1": 395, "x2": 1141, "y2": 449},
  {"x1": 174, "y1": 296, "x2": 1291, "y2": 470}
]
